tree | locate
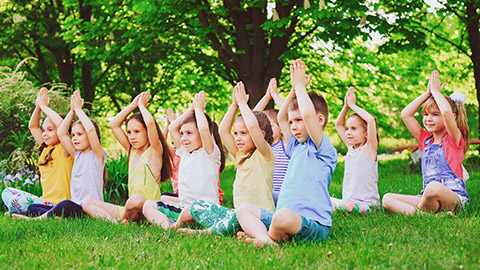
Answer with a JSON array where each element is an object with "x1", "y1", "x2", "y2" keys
[{"x1": 378, "y1": 0, "x2": 480, "y2": 133}]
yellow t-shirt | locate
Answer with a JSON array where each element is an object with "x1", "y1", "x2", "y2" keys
[
  {"x1": 38, "y1": 144, "x2": 73, "y2": 204},
  {"x1": 233, "y1": 149, "x2": 275, "y2": 211},
  {"x1": 128, "y1": 148, "x2": 161, "y2": 201}
]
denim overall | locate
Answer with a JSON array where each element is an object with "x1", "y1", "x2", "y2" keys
[{"x1": 421, "y1": 137, "x2": 470, "y2": 202}]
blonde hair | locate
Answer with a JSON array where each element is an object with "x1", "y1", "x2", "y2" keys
[{"x1": 422, "y1": 96, "x2": 469, "y2": 154}]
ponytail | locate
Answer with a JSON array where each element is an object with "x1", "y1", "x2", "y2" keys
[{"x1": 456, "y1": 103, "x2": 469, "y2": 154}]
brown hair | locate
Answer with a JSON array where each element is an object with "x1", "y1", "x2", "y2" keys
[
  {"x1": 422, "y1": 96, "x2": 470, "y2": 154},
  {"x1": 289, "y1": 91, "x2": 329, "y2": 128},
  {"x1": 264, "y1": 109, "x2": 279, "y2": 126},
  {"x1": 71, "y1": 118, "x2": 101, "y2": 141},
  {"x1": 181, "y1": 112, "x2": 226, "y2": 172},
  {"x1": 347, "y1": 113, "x2": 379, "y2": 144},
  {"x1": 126, "y1": 113, "x2": 173, "y2": 184},
  {"x1": 236, "y1": 111, "x2": 273, "y2": 166}
]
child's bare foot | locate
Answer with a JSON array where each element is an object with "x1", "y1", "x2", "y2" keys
[
  {"x1": 436, "y1": 211, "x2": 457, "y2": 218},
  {"x1": 11, "y1": 213, "x2": 30, "y2": 220},
  {"x1": 121, "y1": 219, "x2": 130, "y2": 225},
  {"x1": 245, "y1": 236, "x2": 279, "y2": 248},
  {"x1": 4, "y1": 211, "x2": 11, "y2": 217},
  {"x1": 236, "y1": 231, "x2": 248, "y2": 241}
]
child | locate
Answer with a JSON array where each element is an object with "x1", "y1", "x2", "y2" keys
[
  {"x1": 177, "y1": 82, "x2": 275, "y2": 236},
  {"x1": 2, "y1": 88, "x2": 73, "y2": 215},
  {"x1": 330, "y1": 87, "x2": 379, "y2": 214},
  {"x1": 82, "y1": 92, "x2": 173, "y2": 222},
  {"x1": 236, "y1": 59, "x2": 337, "y2": 247},
  {"x1": 382, "y1": 70, "x2": 470, "y2": 215},
  {"x1": 160, "y1": 107, "x2": 225, "y2": 206},
  {"x1": 12, "y1": 90, "x2": 106, "y2": 219},
  {"x1": 142, "y1": 91, "x2": 226, "y2": 229},
  {"x1": 253, "y1": 78, "x2": 290, "y2": 205}
]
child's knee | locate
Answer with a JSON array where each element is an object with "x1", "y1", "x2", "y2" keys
[
  {"x1": 82, "y1": 198, "x2": 96, "y2": 211},
  {"x1": 423, "y1": 182, "x2": 444, "y2": 199},
  {"x1": 126, "y1": 194, "x2": 146, "y2": 210},
  {"x1": 142, "y1": 200, "x2": 156, "y2": 214},
  {"x1": 382, "y1": 193, "x2": 395, "y2": 209},
  {"x1": 271, "y1": 208, "x2": 300, "y2": 231}
]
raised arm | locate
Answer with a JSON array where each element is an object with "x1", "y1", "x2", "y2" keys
[
  {"x1": 169, "y1": 105, "x2": 194, "y2": 150},
  {"x1": 278, "y1": 89, "x2": 296, "y2": 140},
  {"x1": 110, "y1": 95, "x2": 139, "y2": 151},
  {"x1": 72, "y1": 91, "x2": 105, "y2": 163},
  {"x1": 291, "y1": 59, "x2": 324, "y2": 148},
  {"x1": 57, "y1": 105, "x2": 76, "y2": 158},
  {"x1": 430, "y1": 70, "x2": 461, "y2": 144},
  {"x1": 36, "y1": 88, "x2": 63, "y2": 129},
  {"x1": 29, "y1": 94, "x2": 44, "y2": 145},
  {"x1": 138, "y1": 92, "x2": 163, "y2": 156},
  {"x1": 193, "y1": 91, "x2": 215, "y2": 154},
  {"x1": 268, "y1": 78, "x2": 285, "y2": 109},
  {"x1": 236, "y1": 82, "x2": 271, "y2": 159},
  {"x1": 346, "y1": 88, "x2": 378, "y2": 159},
  {"x1": 162, "y1": 107, "x2": 176, "y2": 140},
  {"x1": 253, "y1": 78, "x2": 274, "y2": 111},
  {"x1": 401, "y1": 80, "x2": 431, "y2": 142},
  {"x1": 335, "y1": 89, "x2": 350, "y2": 146},
  {"x1": 219, "y1": 89, "x2": 239, "y2": 157}
]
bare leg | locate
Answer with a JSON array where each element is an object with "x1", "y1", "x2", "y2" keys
[
  {"x1": 142, "y1": 200, "x2": 172, "y2": 230},
  {"x1": 419, "y1": 182, "x2": 460, "y2": 212},
  {"x1": 161, "y1": 195, "x2": 180, "y2": 205},
  {"x1": 122, "y1": 194, "x2": 146, "y2": 222},
  {"x1": 173, "y1": 206, "x2": 197, "y2": 229},
  {"x1": 236, "y1": 203, "x2": 278, "y2": 247},
  {"x1": 177, "y1": 228, "x2": 212, "y2": 235},
  {"x1": 382, "y1": 193, "x2": 422, "y2": 215},
  {"x1": 268, "y1": 208, "x2": 302, "y2": 242},
  {"x1": 82, "y1": 198, "x2": 121, "y2": 222}
]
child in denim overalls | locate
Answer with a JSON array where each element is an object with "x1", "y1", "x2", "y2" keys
[{"x1": 383, "y1": 70, "x2": 470, "y2": 215}]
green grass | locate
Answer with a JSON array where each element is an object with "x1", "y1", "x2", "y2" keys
[{"x1": 1, "y1": 157, "x2": 480, "y2": 269}]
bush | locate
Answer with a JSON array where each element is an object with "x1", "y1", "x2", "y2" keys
[{"x1": 0, "y1": 60, "x2": 69, "y2": 172}]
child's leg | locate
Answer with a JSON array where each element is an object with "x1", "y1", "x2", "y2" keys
[
  {"x1": 330, "y1": 197, "x2": 342, "y2": 209},
  {"x1": 419, "y1": 182, "x2": 461, "y2": 212},
  {"x1": 333, "y1": 198, "x2": 371, "y2": 214},
  {"x1": 173, "y1": 206, "x2": 195, "y2": 228},
  {"x1": 161, "y1": 195, "x2": 180, "y2": 205},
  {"x1": 27, "y1": 204, "x2": 53, "y2": 217},
  {"x1": 142, "y1": 200, "x2": 172, "y2": 230},
  {"x1": 48, "y1": 200, "x2": 83, "y2": 218},
  {"x1": 2, "y1": 188, "x2": 52, "y2": 214},
  {"x1": 189, "y1": 200, "x2": 240, "y2": 236},
  {"x1": 82, "y1": 198, "x2": 121, "y2": 222},
  {"x1": 122, "y1": 194, "x2": 146, "y2": 222},
  {"x1": 268, "y1": 208, "x2": 303, "y2": 242},
  {"x1": 382, "y1": 193, "x2": 421, "y2": 215},
  {"x1": 236, "y1": 203, "x2": 276, "y2": 247}
]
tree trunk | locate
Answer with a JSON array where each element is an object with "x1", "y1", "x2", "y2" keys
[
  {"x1": 465, "y1": 1, "x2": 480, "y2": 135},
  {"x1": 79, "y1": 0, "x2": 95, "y2": 111}
]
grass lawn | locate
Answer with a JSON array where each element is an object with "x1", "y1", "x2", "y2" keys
[{"x1": 1, "y1": 156, "x2": 479, "y2": 269}]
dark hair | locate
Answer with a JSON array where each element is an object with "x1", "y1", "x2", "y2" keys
[
  {"x1": 182, "y1": 112, "x2": 226, "y2": 172},
  {"x1": 422, "y1": 95, "x2": 470, "y2": 154},
  {"x1": 264, "y1": 109, "x2": 279, "y2": 126},
  {"x1": 289, "y1": 91, "x2": 329, "y2": 128},
  {"x1": 347, "y1": 113, "x2": 379, "y2": 144},
  {"x1": 236, "y1": 111, "x2": 273, "y2": 166},
  {"x1": 126, "y1": 113, "x2": 173, "y2": 184}
]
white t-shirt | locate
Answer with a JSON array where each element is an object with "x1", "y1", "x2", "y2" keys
[
  {"x1": 176, "y1": 144, "x2": 221, "y2": 207},
  {"x1": 70, "y1": 150, "x2": 106, "y2": 205}
]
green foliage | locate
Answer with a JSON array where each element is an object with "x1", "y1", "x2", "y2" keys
[{"x1": 104, "y1": 154, "x2": 129, "y2": 205}]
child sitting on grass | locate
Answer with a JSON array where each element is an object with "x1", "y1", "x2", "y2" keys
[
  {"x1": 330, "y1": 87, "x2": 379, "y2": 214},
  {"x1": 235, "y1": 59, "x2": 337, "y2": 247}
]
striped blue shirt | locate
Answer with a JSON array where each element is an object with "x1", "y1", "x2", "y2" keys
[{"x1": 271, "y1": 140, "x2": 290, "y2": 192}]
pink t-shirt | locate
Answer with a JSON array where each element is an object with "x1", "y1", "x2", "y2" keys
[{"x1": 418, "y1": 130, "x2": 464, "y2": 179}]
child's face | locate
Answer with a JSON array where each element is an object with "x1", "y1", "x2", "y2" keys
[
  {"x1": 287, "y1": 109, "x2": 308, "y2": 143},
  {"x1": 180, "y1": 122, "x2": 202, "y2": 153},
  {"x1": 234, "y1": 119, "x2": 255, "y2": 152},
  {"x1": 422, "y1": 109, "x2": 446, "y2": 133},
  {"x1": 127, "y1": 119, "x2": 148, "y2": 150},
  {"x1": 42, "y1": 118, "x2": 60, "y2": 146},
  {"x1": 71, "y1": 123, "x2": 91, "y2": 153},
  {"x1": 345, "y1": 116, "x2": 367, "y2": 149},
  {"x1": 268, "y1": 117, "x2": 282, "y2": 144}
]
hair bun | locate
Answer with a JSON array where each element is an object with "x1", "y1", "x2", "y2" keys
[{"x1": 449, "y1": 92, "x2": 466, "y2": 105}]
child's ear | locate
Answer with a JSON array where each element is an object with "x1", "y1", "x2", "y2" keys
[
  {"x1": 317, "y1": 114, "x2": 325, "y2": 126},
  {"x1": 261, "y1": 130, "x2": 266, "y2": 138}
]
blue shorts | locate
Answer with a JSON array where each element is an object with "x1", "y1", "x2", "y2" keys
[{"x1": 260, "y1": 208, "x2": 331, "y2": 243}]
